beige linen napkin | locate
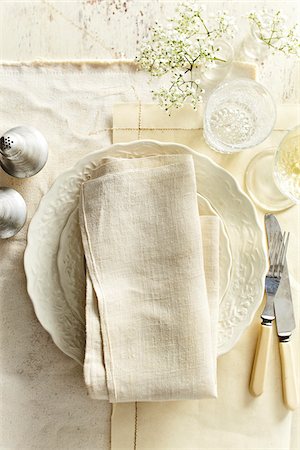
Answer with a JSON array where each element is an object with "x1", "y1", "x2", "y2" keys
[{"x1": 79, "y1": 155, "x2": 219, "y2": 403}]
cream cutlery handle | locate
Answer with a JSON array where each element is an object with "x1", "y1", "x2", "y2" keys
[
  {"x1": 279, "y1": 341, "x2": 299, "y2": 410},
  {"x1": 250, "y1": 324, "x2": 272, "y2": 396}
]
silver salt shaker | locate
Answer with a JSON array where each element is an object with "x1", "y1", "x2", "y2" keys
[
  {"x1": 0, "y1": 187, "x2": 27, "y2": 239},
  {"x1": 0, "y1": 126, "x2": 48, "y2": 178}
]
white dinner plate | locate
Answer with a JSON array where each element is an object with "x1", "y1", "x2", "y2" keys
[
  {"x1": 56, "y1": 194, "x2": 232, "y2": 338},
  {"x1": 24, "y1": 140, "x2": 267, "y2": 364}
]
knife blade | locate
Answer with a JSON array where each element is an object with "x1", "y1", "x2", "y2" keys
[
  {"x1": 249, "y1": 216, "x2": 276, "y2": 396},
  {"x1": 265, "y1": 214, "x2": 296, "y2": 338},
  {"x1": 265, "y1": 214, "x2": 298, "y2": 410},
  {"x1": 261, "y1": 216, "x2": 277, "y2": 323}
]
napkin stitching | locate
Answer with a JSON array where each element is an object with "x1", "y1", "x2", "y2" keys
[
  {"x1": 138, "y1": 102, "x2": 142, "y2": 140},
  {"x1": 80, "y1": 190, "x2": 119, "y2": 402},
  {"x1": 89, "y1": 127, "x2": 202, "y2": 135},
  {"x1": 113, "y1": 127, "x2": 202, "y2": 131},
  {"x1": 90, "y1": 126, "x2": 289, "y2": 134},
  {"x1": 134, "y1": 402, "x2": 138, "y2": 450}
]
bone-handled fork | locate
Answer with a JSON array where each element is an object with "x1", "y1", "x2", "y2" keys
[{"x1": 250, "y1": 231, "x2": 289, "y2": 396}]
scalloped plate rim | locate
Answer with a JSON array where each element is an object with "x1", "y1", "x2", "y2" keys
[{"x1": 24, "y1": 139, "x2": 268, "y2": 359}]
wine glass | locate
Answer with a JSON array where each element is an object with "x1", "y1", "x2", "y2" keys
[
  {"x1": 245, "y1": 125, "x2": 300, "y2": 211},
  {"x1": 274, "y1": 125, "x2": 300, "y2": 204}
]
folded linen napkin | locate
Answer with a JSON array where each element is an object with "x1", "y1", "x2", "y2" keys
[{"x1": 79, "y1": 155, "x2": 219, "y2": 403}]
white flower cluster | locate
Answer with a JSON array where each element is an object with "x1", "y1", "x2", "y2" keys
[
  {"x1": 248, "y1": 9, "x2": 300, "y2": 57},
  {"x1": 136, "y1": 2, "x2": 236, "y2": 111},
  {"x1": 152, "y1": 73, "x2": 205, "y2": 110}
]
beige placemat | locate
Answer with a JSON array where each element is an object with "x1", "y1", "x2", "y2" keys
[{"x1": 111, "y1": 103, "x2": 300, "y2": 450}]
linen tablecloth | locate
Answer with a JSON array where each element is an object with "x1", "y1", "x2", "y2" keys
[{"x1": 0, "y1": 62, "x2": 299, "y2": 450}]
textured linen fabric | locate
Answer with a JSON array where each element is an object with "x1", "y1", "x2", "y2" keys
[
  {"x1": 0, "y1": 62, "x2": 298, "y2": 450},
  {"x1": 79, "y1": 155, "x2": 218, "y2": 402}
]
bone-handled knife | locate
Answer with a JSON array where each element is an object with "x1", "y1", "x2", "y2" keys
[
  {"x1": 268, "y1": 214, "x2": 299, "y2": 410},
  {"x1": 249, "y1": 217, "x2": 276, "y2": 397}
]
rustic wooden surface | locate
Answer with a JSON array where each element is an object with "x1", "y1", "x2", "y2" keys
[{"x1": 0, "y1": 0, "x2": 299, "y2": 103}]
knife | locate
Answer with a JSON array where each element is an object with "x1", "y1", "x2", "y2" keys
[
  {"x1": 249, "y1": 215, "x2": 276, "y2": 397},
  {"x1": 267, "y1": 214, "x2": 299, "y2": 410}
]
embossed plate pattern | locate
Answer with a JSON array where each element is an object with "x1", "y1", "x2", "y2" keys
[{"x1": 24, "y1": 140, "x2": 267, "y2": 364}]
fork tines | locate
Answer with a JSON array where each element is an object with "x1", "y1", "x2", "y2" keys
[{"x1": 268, "y1": 231, "x2": 290, "y2": 278}]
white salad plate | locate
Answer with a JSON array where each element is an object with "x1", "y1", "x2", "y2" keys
[{"x1": 24, "y1": 140, "x2": 267, "y2": 364}]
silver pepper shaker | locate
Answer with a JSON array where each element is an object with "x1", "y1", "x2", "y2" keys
[{"x1": 0, "y1": 126, "x2": 48, "y2": 178}]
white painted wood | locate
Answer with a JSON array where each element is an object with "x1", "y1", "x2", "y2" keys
[{"x1": 0, "y1": 1, "x2": 299, "y2": 103}]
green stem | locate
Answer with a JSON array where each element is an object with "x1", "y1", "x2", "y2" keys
[
  {"x1": 267, "y1": 29, "x2": 276, "y2": 45},
  {"x1": 260, "y1": 39, "x2": 284, "y2": 53},
  {"x1": 197, "y1": 14, "x2": 211, "y2": 36},
  {"x1": 184, "y1": 54, "x2": 193, "y2": 66},
  {"x1": 213, "y1": 57, "x2": 226, "y2": 63}
]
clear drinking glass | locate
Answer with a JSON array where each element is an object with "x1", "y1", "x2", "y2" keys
[
  {"x1": 201, "y1": 39, "x2": 234, "y2": 84},
  {"x1": 245, "y1": 126, "x2": 300, "y2": 212},
  {"x1": 203, "y1": 79, "x2": 276, "y2": 154},
  {"x1": 240, "y1": 24, "x2": 269, "y2": 63}
]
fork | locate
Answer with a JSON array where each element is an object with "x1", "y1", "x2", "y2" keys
[
  {"x1": 250, "y1": 232, "x2": 289, "y2": 396},
  {"x1": 265, "y1": 231, "x2": 289, "y2": 297}
]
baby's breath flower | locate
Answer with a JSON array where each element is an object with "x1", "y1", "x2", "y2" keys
[
  {"x1": 136, "y1": 1, "x2": 235, "y2": 111},
  {"x1": 248, "y1": 9, "x2": 300, "y2": 57}
]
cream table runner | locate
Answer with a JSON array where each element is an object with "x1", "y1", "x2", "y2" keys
[
  {"x1": 112, "y1": 103, "x2": 300, "y2": 450},
  {"x1": 0, "y1": 62, "x2": 298, "y2": 449}
]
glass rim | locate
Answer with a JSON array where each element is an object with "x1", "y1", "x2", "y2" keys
[{"x1": 277, "y1": 124, "x2": 300, "y2": 147}]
